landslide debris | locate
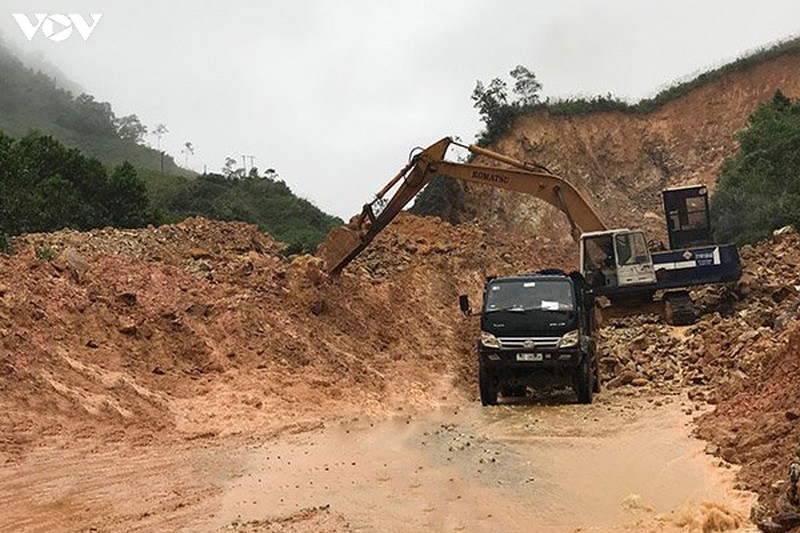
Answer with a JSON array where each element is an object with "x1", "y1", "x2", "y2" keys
[
  {"x1": 595, "y1": 228, "x2": 800, "y2": 526},
  {"x1": 2, "y1": 213, "x2": 800, "y2": 528},
  {"x1": 0, "y1": 214, "x2": 571, "y2": 461}
]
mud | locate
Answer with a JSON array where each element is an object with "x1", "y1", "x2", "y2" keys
[
  {"x1": 0, "y1": 391, "x2": 754, "y2": 533},
  {"x1": 212, "y1": 392, "x2": 754, "y2": 533}
]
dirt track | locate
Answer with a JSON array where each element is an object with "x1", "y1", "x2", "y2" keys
[{"x1": 1, "y1": 216, "x2": 799, "y2": 532}]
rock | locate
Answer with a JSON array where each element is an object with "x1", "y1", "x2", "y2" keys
[
  {"x1": 310, "y1": 299, "x2": 327, "y2": 316},
  {"x1": 61, "y1": 247, "x2": 89, "y2": 283},
  {"x1": 189, "y1": 247, "x2": 212, "y2": 260},
  {"x1": 773, "y1": 225, "x2": 796, "y2": 243},
  {"x1": 771, "y1": 286, "x2": 794, "y2": 304},
  {"x1": 118, "y1": 318, "x2": 137, "y2": 335},
  {"x1": 117, "y1": 292, "x2": 137, "y2": 306},
  {"x1": 186, "y1": 302, "x2": 212, "y2": 317}
]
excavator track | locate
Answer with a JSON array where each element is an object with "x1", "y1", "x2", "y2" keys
[{"x1": 663, "y1": 291, "x2": 696, "y2": 326}]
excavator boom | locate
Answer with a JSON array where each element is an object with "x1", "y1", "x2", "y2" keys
[{"x1": 318, "y1": 137, "x2": 607, "y2": 276}]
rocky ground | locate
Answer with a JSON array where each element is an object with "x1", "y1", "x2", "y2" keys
[{"x1": 1, "y1": 215, "x2": 799, "y2": 531}]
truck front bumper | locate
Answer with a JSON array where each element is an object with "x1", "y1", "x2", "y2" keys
[{"x1": 479, "y1": 347, "x2": 583, "y2": 369}]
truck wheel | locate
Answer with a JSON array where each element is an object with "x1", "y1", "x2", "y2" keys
[
  {"x1": 575, "y1": 357, "x2": 593, "y2": 404},
  {"x1": 502, "y1": 385, "x2": 527, "y2": 398},
  {"x1": 479, "y1": 362, "x2": 498, "y2": 406}
]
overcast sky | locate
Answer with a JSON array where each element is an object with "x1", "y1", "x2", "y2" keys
[{"x1": 1, "y1": 1, "x2": 799, "y2": 219}]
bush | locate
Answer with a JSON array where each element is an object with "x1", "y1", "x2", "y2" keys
[{"x1": 711, "y1": 90, "x2": 800, "y2": 245}]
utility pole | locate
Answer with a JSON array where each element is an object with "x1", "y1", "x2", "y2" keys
[{"x1": 241, "y1": 154, "x2": 256, "y2": 175}]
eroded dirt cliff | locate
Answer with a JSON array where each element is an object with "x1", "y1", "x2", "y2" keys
[{"x1": 458, "y1": 48, "x2": 800, "y2": 246}]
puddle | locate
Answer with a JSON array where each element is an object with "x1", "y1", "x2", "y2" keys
[{"x1": 212, "y1": 394, "x2": 757, "y2": 532}]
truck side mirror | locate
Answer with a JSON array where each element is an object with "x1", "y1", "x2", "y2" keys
[{"x1": 458, "y1": 294, "x2": 472, "y2": 316}]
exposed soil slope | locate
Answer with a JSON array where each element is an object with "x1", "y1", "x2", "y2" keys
[{"x1": 460, "y1": 48, "x2": 800, "y2": 245}]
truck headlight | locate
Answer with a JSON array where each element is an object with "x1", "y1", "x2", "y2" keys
[
  {"x1": 480, "y1": 331, "x2": 501, "y2": 348},
  {"x1": 557, "y1": 329, "x2": 579, "y2": 348}
]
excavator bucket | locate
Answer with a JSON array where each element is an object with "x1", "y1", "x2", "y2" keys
[
  {"x1": 317, "y1": 224, "x2": 363, "y2": 275},
  {"x1": 316, "y1": 137, "x2": 454, "y2": 276}
]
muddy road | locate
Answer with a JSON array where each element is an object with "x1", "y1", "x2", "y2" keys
[{"x1": 0, "y1": 390, "x2": 756, "y2": 533}]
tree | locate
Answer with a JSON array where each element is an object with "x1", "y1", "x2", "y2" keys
[
  {"x1": 0, "y1": 132, "x2": 155, "y2": 235},
  {"x1": 105, "y1": 161, "x2": 151, "y2": 227},
  {"x1": 152, "y1": 123, "x2": 168, "y2": 151},
  {"x1": 711, "y1": 90, "x2": 800, "y2": 245},
  {"x1": 510, "y1": 65, "x2": 542, "y2": 106},
  {"x1": 472, "y1": 78, "x2": 508, "y2": 124},
  {"x1": 115, "y1": 114, "x2": 147, "y2": 143},
  {"x1": 181, "y1": 141, "x2": 194, "y2": 167},
  {"x1": 471, "y1": 65, "x2": 544, "y2": 146},
  {"x1": 58, "y1": 93, "x2": 117, "y2": 136},
  {"x1": 222, "y1": 156, "x2": 245, "y2": 179}
]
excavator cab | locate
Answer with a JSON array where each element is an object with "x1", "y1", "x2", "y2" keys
[
  {"x1": 662, "y1": 185, "x2": 712, "y2": 249},
  {"x1": 580, "y1": 229, "x2": 657, "y2": 293}
]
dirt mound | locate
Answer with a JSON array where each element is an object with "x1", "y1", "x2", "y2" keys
[{"x1": 0, "y1": 214, "x2": 575, "y2": 461}]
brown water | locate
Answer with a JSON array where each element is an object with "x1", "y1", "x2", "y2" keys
[{"x1": 212, "y1": 393, "x2": 757, "y2": 532}]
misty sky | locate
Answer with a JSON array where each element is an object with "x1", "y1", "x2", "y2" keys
[{"x1": 1, "y1": 1, "x2": 799, "y2": 219}]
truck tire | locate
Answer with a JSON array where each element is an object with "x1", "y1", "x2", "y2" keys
[
  {"x1": 479, "y1": 361, "x2": 498, "y2": 406},
  {"x1": 502, "y1": 385, "x2": 527, "y2": 398},
  {"x1": 575, "y1": 357, "x2": 593, "y2": 404}
]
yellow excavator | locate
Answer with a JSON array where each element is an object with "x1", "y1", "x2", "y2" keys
[{"x1": 318, "y1": 137, "x2": 741, "y2": 324}]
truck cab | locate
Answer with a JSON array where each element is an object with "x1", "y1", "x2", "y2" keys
[{"x1": 460, "y1": 270, "x2": 599, "y2": 405}]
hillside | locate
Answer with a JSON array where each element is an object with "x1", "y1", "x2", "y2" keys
[
  {"x1": 0, "y1": 43, "x2": 342, "y2": 252},
  {"x1": 418, "y1": 42, "x2": 800, "y2": 246},
  {"x1": 0, "y1": 42, "x2": 178, "y2": 172}
]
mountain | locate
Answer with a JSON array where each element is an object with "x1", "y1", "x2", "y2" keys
[
  {"x1": 0, "y1": 43, "x2": 342, "y2": 251},
  {"x1": 0, "y1": 41, "x2": 179, "y2": 173}
]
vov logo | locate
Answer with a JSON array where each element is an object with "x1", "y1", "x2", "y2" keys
[{"x1": 12, "y1": 13, "x2": 103, "y2": 42}]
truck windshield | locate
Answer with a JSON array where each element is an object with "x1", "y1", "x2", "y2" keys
[{"x1": 485, "y1": 279, "x2": 574, "y2": 312}]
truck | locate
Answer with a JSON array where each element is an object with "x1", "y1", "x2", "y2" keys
[
  {"x1": 458, "y1": 269, "x2": 599, "y2": 405},
  {"x1": 317, "y1": 136, "x2": 741, "y2": 325}
]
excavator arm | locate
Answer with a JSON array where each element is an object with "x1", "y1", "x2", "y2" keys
[{"x1": 318, "y1": 137, "x2": 607, "y2": 276}]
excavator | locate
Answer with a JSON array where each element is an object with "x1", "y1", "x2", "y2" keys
[{"x1": 317, "y1": 137, "x2": 741, "y2": 325}]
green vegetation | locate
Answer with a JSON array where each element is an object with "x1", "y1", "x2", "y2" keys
[
  {"x1": 145, "y1": 170, "x2": 342, "y2": 255},
  {"x1": 35, "y1": 247, "x2": 55, "y2": 261},
  {"x1": 409, "y1": 174, "x2": 469, "y2": 224},
  {"x1": 470, "y1": 36, "x2": 800, "y2": 145},
  {"x1": 0, "y1": 128, "x2": 342, "y2": 253},
  {"x1": 0, "y1": 42, "x2": 180, "y2": 172},
  {"x1": 0, "y1": 131, "x2": 156, "y2": 235},
  {"x1": 711, "y1": 90, "x2": 800, "y2": 245},
  {"x1": 0, "y1": 44, "x2": 342, "y2": 253},
  {"x1": 0, "y1": 233, "x2": 12, "y2": 255},
  {"x1": 470, "y1": 65, "x2": 543, "y2": 147}
]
